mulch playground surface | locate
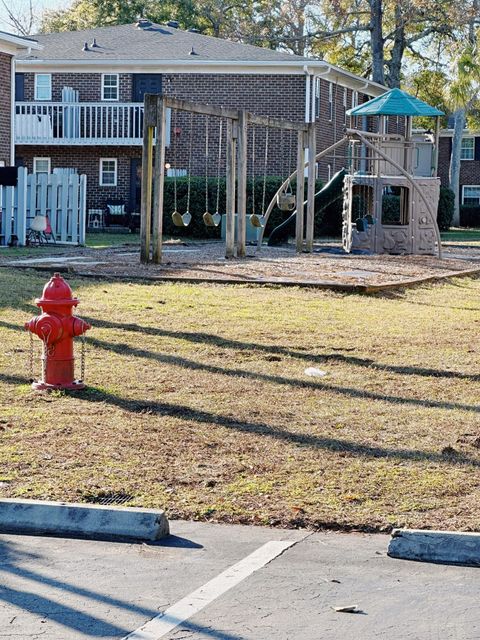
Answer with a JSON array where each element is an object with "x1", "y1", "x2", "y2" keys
[{"x1": 1, "y1": 240, "x2": 480, "y2": 292}]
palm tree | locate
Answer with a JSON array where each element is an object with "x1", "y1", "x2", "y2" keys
[{"x1": 448, "y1": 47, "x2": 480, "y2": 225}]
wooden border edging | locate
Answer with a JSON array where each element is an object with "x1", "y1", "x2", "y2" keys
[
  {"x1": 0, "y1": 498, "x2": 169, "y2": 542},
  {"x1": 388, "y1": 529, "x2": 480, "y2": 566},
  {"x1": 2, "y1": 263, "x2": 480, "y2": 293}
]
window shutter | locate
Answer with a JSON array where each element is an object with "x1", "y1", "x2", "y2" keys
[
  {"x1": 475, "y1": 137, "x2": 480, "y2": 161},
  {"x1": 15, "y1": 74, "x2": 24, "y2": 101}
]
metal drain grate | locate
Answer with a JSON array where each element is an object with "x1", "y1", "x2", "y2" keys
[{"x1": 83, "y1": 491, "x2": 134, "y2": 506}]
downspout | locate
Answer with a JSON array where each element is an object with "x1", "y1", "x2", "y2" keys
[
  {"x1": 10, "y1": 55, "x2": 15, "y2": 165},
  {"x1": 304, "y1": 65, "x2": 311, "y2": 123}
]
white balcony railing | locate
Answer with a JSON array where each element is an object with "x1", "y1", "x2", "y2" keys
[{"x1": 15, "y1": 102, "x2": 145, "y2": 145}]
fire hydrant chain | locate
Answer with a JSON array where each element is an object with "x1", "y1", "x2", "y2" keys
[
  {"x1": 28, "y1": 330, "x2": 34, "y2": 381},
  {"x1": 80, "y1": 334, "x2": 86, "y2": 382}
]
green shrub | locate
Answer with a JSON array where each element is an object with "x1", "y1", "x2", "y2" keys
[
  {"x1": 459, "y1": 204, "x2": 480, "y2": 228},
  {"x1": 162, "y1": 177, "x2": 323, "y2": 239},
  {"x1": 160, "y1": 177, "x2": 454, "y2": 239},
  {"x1": 437, "y1": 187, "x2": 454, "y2": 231}
]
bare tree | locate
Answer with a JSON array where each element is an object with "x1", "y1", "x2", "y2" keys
[{"x1": 0, "y1": 0, "x2": 35, "y2": 35}]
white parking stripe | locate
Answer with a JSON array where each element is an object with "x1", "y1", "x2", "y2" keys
[{"x1": 122, "y1": 540, "x2": 296, "y2": 640}]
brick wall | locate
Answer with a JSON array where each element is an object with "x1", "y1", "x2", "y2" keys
[
  {"x1": 17, "y1": 71, "x2": 374, "y2": 207},
  {"x1": 438, "y1": 136, "x2": 480, "y2": 202},
  {"x1": 0, "y1": 52, "x2": 12, "y2": 165},
  {"x1": 23, "y1": 72, "x2": 132, "y2": 102},
  {"x1": 16, "y1": 145, "x2": 141, "y2": 210}
]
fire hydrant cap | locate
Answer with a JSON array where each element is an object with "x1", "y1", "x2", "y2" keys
[{"x1": 36, "y1": 272, "x2": 79, "y2": 307}]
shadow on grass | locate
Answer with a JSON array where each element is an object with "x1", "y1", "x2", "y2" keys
[
  {"x1": 2, "y1": 314, "x2": 479, "y2": 411},
  {"x1": 86, "y1": 335, "x2": 480, "y2": 416},
  {"x1": 81, "y1": 317, "x2": 480, "y2": 383},
  {"x1": 1, "y1": 372, "x2": 478, "y2": 467},
  {"x1": 79, "y1": 386, "x2": 480, "y2": 467}
]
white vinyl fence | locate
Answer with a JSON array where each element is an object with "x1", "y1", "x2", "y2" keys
[{"x1": 0, "y1": 168, "x2": 87, "y2": 246}]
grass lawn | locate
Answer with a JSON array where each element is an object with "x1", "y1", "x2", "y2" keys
[
  {"x1": 441, "y1": 228, "x2": 480, "y2": 244},
  {"x1": 0, "y1": 270, "x2": 479, "y2": 532},
  {"x1": 85, "y1": 233, "x2": 140, "y2": 248}
]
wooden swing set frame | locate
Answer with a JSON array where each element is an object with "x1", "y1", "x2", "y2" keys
[{"x1": 140, "y1": 94, "x2": 318, "y2": 264}]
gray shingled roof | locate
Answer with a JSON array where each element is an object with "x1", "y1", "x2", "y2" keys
[
  {"x1": 17, "y1": 22, "x2": 309, "y2": 62},
  {"x1": 0, "y1": 29, "x2": 39, "y2": 44}
]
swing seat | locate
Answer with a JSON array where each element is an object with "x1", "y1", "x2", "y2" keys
[
  {"x1": 172, "y1": 211, "x2": 192, "y2": 227},
  {"x1": 277, "y1": 191, "x2": 296, "y2": 212},
  {"x1": 355, "y1": 217, "x2": 368, "y2": 232},
  {"x1": 203, "y1": 211, "x2": 222, "y2": 227},
  {"x1": 250, "y1": 214, "x2": 265, "y2": 228}
]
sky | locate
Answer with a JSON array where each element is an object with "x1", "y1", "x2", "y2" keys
[{"x1": 0, "y1": 0, "x2": 67, "y2": 35}]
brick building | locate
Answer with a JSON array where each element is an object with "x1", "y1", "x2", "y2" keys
[
  {"x1": 14, "y1": 21, "x2": 387, "y2": 212},
  {"x1": 438, "y1": 132, "x2": 480, "y2": 208},
  {"x1": 0, "y1": 31, "x2": 41, "y2": 166}
]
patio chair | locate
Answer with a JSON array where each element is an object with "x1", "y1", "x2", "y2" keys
[{"x1": 26, "y1": 215, "x2": 56, "y2": 246}]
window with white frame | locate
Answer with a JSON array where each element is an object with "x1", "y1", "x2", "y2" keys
[
  {"x1": 328, "y1": 82, "x2": 333, "y2": 121},
  {"x1": 34, "y1": 74, "x2": 52, "y2": 101},
  {"x1": 100, "y1": 158, "x2": 117, "y2": 186},
  {"x1": 461, "y1": 137, "x2": 475, "y2": 160},
  {"x1": 102, "y1": 74, "x2": 119, "y2": 101},
  {"x1": 33, "y1": 157, "x2": 51, "y2": 174},
  {"x1": 462, "y1": 185, "x2": 480, "y2": 205}
]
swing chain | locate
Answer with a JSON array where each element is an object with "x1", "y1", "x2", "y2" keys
[
  {"x1": 287, "y1": 129, "x2": 294, "y2": 192},
  {"x1": 205, "y1": 115, "x2": 209, "y2": 212},
  {"x1": 261, "y1": 127, "x2": 269, "y2": 216},
  {"x1": 251, "y1": 125, "x2": 256, "y2": 215},
  {"x1": 215, "y1": 119, "x2": 223, "y2": 215},
  {"x1": 172, "y1": 109, "x2": 178, "y2": 211},
  {"x1": 186, "y1": 111, "x2": 194, "y2": 214}
]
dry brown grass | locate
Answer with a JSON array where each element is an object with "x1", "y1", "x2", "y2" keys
[{"x1": 0, "y1": 268, "x2": 479, "y2": 532}]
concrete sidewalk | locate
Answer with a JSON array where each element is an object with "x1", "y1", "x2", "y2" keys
[{"x1": 0, "y1": 520, "x2": 478, "y2": 639}]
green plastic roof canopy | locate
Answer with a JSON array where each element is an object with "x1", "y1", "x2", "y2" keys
[{"x1": 346, "y1": 88, "x2": 444, "y2": 117}]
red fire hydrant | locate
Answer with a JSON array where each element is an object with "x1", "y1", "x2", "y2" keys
[{"x1": 25, "y1": 273, "x2": 91, "y2": 390}]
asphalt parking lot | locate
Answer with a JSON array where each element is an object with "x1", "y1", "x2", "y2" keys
[{"x1": 0, "y1": 520, "x2": 478, "y2": 639}]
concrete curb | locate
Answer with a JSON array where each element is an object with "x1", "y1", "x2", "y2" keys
[
  {"x1": 0, "y1": 498, "x2": 169, "y2": 541},
  {"x1": 388, "y1": 528, "x2": 480, "y2": 566}
]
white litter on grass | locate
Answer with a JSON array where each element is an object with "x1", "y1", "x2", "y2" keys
[
  {"x1": 304, "y1": 367, "x2": 327, "y2": 377},
  {"x1": 333, "y1": 605, "x2": 359, "y2": 613}
]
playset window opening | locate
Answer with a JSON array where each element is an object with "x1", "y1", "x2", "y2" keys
[{"x1": 381, "y1": 185, "x2": 409, "y2": 225}]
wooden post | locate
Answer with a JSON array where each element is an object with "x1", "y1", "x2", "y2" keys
[
  {"x1": 225, "y1": 118, "x2": 236, "y2": 258},
  {"x1": 140, "y1": 94, "x2": 157, "y2": 264},
  {"x1": 152, "y1": 96, "x2": 167, "y2": 264},
  {"x1": 295, "y1": 130, "x2": 305, "y2": 253},
  {"x1": 306, "y1": 121, "x2": 316, "y2": 252},
  {"x1": 236, "y1": 110, "x2": 248, "y2": 258}
]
